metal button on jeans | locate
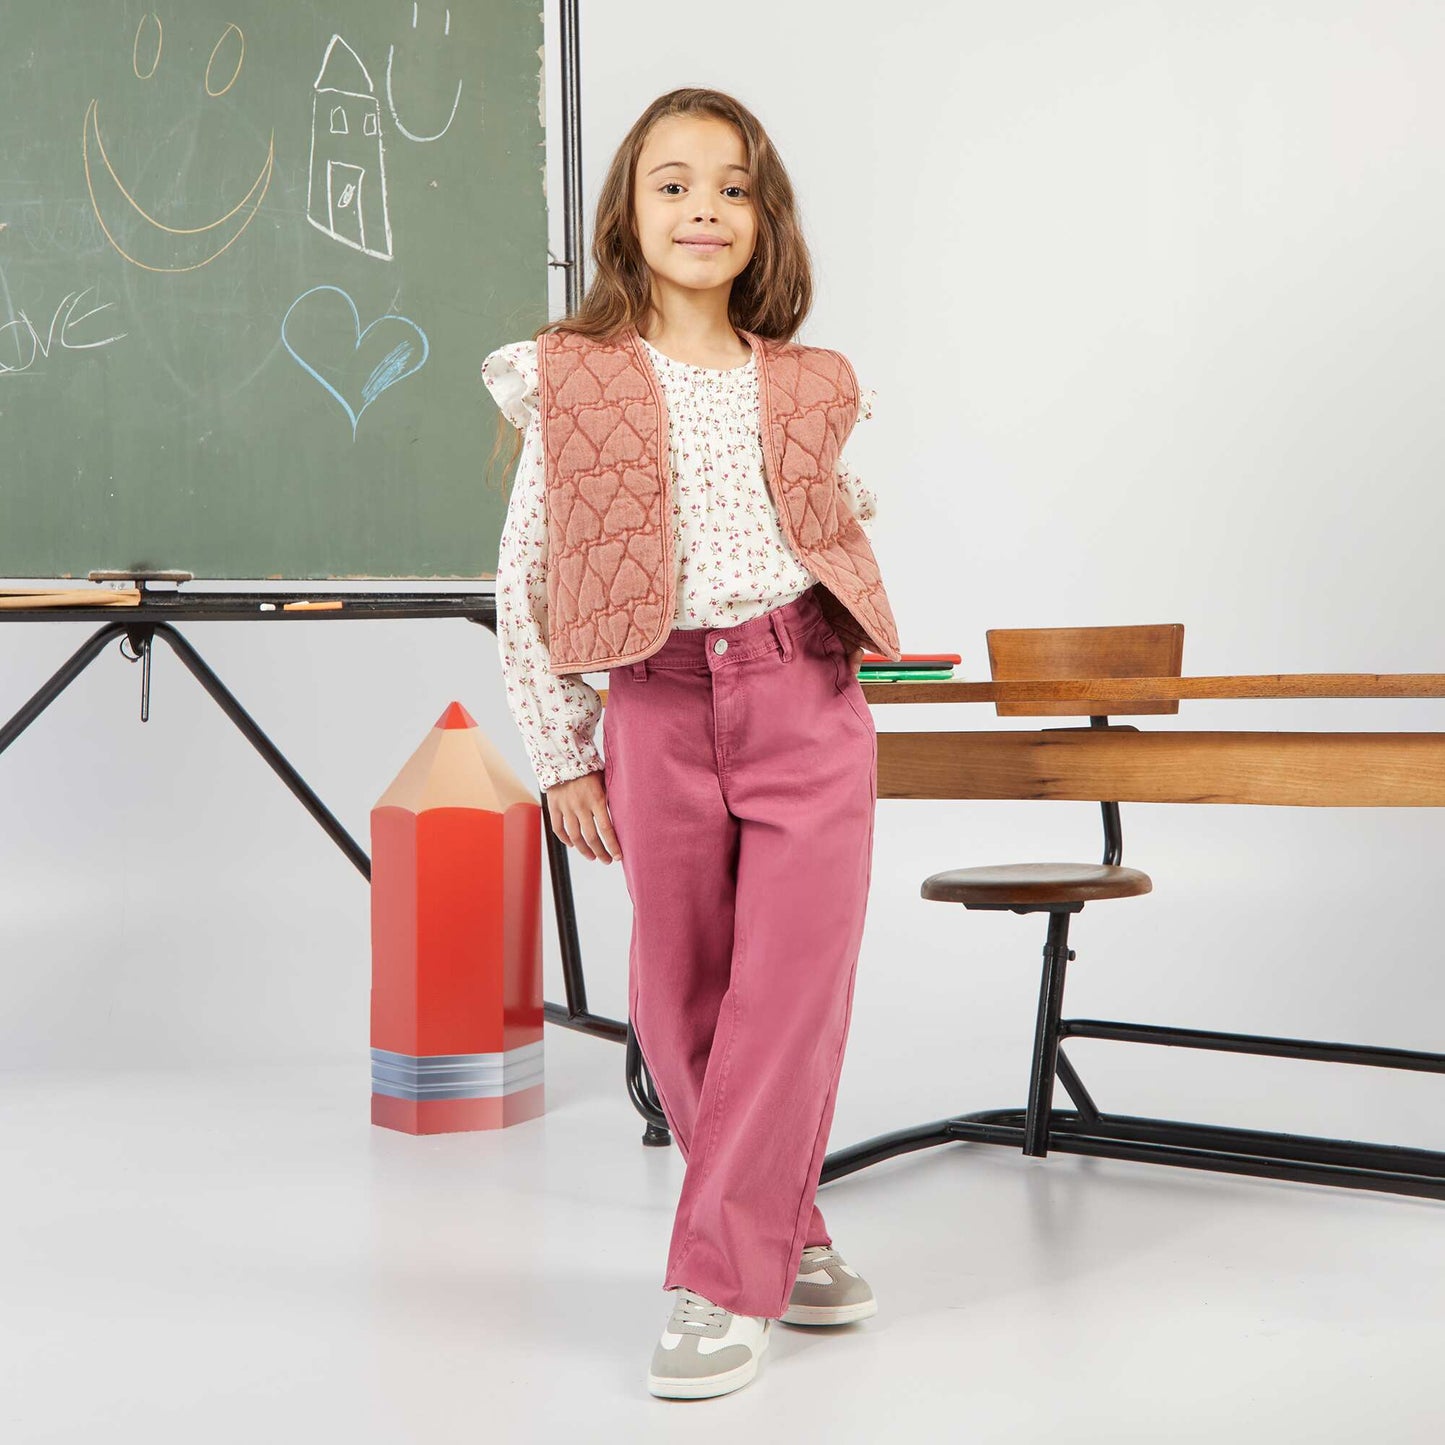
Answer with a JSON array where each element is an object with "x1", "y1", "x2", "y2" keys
[{"x1": 713, "y1": 638, "x2": 728, "y2": 654}]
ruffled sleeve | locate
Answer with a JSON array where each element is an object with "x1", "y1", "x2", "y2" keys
[
  {"x1": 481, "y1": 340, "x2": 539, "y2": 431},
  {"x1": 488, "y1": 338, "x2": 605, "y2": 790},
  {"x1": 837, "y1": 384, "x2": 879, "y2": 539}
]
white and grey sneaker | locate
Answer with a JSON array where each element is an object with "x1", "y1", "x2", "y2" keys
[
  {"x1": 779, "y1": 1244, "x2": 878, "y2": 1326},
  {"x1": 646, "y1": 1288, "x2": 772, "y2": 1399}
]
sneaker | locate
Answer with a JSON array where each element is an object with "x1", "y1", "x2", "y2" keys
[
  {"x1": 646, "y1": 1288, "x2": 772, "y2": 1399},
  {"x1": 779, "y1": 1244, "x2": 878, "y2": 1326}
]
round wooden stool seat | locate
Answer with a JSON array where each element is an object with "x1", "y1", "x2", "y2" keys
[{"x1": 921, "y1": 862, "x2": 1153, "y2": 906}]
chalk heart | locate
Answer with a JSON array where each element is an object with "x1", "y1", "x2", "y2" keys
[{"x1": 281, "y1": 284, "x2": 429, "y2": 437}]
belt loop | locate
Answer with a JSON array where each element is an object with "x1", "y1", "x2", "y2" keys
[
  {"x1": 632, "y1": 658, "x2": 648, "y2": 681},
  {"x1": 770, "y1": 611, "x2": 793, "y2": 662}
]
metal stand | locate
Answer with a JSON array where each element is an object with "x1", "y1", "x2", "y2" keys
[
  {"x1": 821, "y1": 902, "x2": 1445, "y2": 1200},
  {"x1": 0, "y1": 589, "x2": 663, "y2": 1131},
  {"x1": 822, "y1": 722, "x2": 1445, "y2": 1203}
]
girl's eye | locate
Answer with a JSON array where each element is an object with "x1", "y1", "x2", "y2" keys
[{"x1": 659, "y1": 183, "x2": 749, "y2": 199}]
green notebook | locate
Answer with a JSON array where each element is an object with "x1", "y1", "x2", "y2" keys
[{"x1": 858, "y1": 669, "x2": 958, "y2": 682}]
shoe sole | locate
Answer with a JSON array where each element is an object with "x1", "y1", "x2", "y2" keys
[
  {"x1": 647, "y1": 1324, "x2": 770, "y2": 1399},
  {"x1": 778, "y1": 1296, "x2": 878, "y2": 1326}
]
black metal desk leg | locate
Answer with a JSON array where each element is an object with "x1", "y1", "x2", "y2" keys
[{"x1": 1024, "y1": 909, "x2": 1076, "y2": 1157}]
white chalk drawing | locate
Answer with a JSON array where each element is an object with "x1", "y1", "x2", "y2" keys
[
  {"x1": 305, "y1": 16, "x2": 464, "y2": 261},
  {"x1": 0, "y1": 287, "x2": 127, "y2": 376},
  {"x1": 386, "y1": 5, "x2": 462, "y2": 143},
  {"x1": 280, "y1": 285, "x2": 428, "y2": 438},
  {"x1": 307, "y1": 36, "x2": 393, "y2": 260}
]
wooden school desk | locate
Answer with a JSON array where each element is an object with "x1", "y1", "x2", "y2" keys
[
  {"x1": 819, "y1": 660, "x2": 1445, "y2": 1203},
  {"x1": 602, "y1": 657, "x2": 1445, "y2": 1203}
]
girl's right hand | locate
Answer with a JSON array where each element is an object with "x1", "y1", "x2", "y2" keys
[{"x1": 546, "y1": 770, "x2": 623, "y2": 864}]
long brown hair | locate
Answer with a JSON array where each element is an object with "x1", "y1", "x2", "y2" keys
[{"x1": 484, "y1": 87, "x2": 814, "y2": 493}]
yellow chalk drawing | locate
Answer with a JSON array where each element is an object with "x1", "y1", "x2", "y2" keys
[
  {"x1": 82, "y1": 98, "x2": 275, "y2": 273},
  {"x1": 132, "y1": 14, "x2": 162, "y2": 81},
  {"x1": 206, "y1": 24, "x2": 245, "y2": 98}
]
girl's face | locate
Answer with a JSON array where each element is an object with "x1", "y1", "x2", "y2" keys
[{"x1": 632, "y1": 114, "x2": 757, "y2": 312}]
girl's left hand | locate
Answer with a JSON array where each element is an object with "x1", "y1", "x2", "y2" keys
[{"x1": 847, "y1": 646, "x2": 866, "y2": 679}]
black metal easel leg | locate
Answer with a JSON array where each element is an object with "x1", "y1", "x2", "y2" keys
[
  {"x1": 536, "y1": 760, "x2": 667, "y2": 1142},
  {"x1": 3, "y1": 616, "x2": 668, "y2": 1138},
  {"x1": 0, "y1": 620, "x2": 131, "y2": 756},
  {"x1": 1023, "y1": 909, "x2": 1077, "y2": 1157},
  {"x1": 150, "y1": 625, "x2": 371, "y2": 878},
  {"x1": 0, "y1": 619, "x2": 373, "y2": 876}
]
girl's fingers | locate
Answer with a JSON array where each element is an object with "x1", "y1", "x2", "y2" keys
[
  {"x1": 576, "y1": 813, "x2": 607, "y2": 862},
  {"x1": 595, "y1": 811, "x2": 622, "y2": 863},
  {"x1": 551, "y1": 803, "x2": 594, "y2": 858},
  {"x1": 578, "y1": 806, "x2": 622, "y2": 864},
  {"x1": 546, "y1": 778, "x2": 621, "y2": 863},
  {"x1": 570, "y1": 812, "x2": 600, "y2": 860},
  {"x1": 552, "y1": 801, "x2": 621, "y2": 863}
]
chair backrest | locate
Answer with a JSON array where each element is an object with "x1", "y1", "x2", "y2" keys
[
  {"x1": 986, "y1": 623, "x2": 1185, "y2": 718},
  {"x1": 967, "y1": 624, "x2": 1183, "y2": 866}
]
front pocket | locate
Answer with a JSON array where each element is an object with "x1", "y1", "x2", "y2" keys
[{"x1": 822, "y1": 629, "x2": 875, "y2": 735}]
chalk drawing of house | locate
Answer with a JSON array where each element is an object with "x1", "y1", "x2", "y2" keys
[{"x1": 307, "y1": 35, "x2": 393, "y2": 260}]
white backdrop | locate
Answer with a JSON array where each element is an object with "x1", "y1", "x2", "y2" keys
[{"x1": 3, "y1": 1, "x2": 1443, "y2": 1158}]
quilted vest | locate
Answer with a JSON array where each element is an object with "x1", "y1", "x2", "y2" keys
[{"x1": 534, "y1": 323, "x2": 903, "y2": 675}]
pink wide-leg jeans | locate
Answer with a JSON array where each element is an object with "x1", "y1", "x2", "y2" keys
[{"x1": 601, "y1": 581, "x2": 878, "y2": 1320}]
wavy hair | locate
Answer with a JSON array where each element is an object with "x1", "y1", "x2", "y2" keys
[{"x1": 485, "y1": 87, "x2": 814, "y2": 493}]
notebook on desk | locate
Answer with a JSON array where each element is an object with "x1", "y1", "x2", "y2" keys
[{"x1": 859, "y1": 651, "x2": 963, "y2": 683}]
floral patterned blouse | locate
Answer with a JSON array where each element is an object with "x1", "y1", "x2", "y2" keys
[{"x1": 481, "y1": 335, "x2": 878, "y2": 790}]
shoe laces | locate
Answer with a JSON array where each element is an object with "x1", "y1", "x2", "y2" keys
[
  {"x1": 801, "y1": 1245, "x2": 838, "y2": 1264},
  {"x1": 672, "y1": 1288, "x2": 729, "y2": 1330}
]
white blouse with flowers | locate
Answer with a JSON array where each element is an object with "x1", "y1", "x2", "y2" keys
[{"x1": 481, "y1": 335, "x2": 879, "y2": 791}]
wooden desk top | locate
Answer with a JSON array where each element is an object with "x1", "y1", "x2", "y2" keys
[
  {"x1": 598, "y1": 674, "x2": 1445, "y2": 706},
  {"x1": 857, "y1": 674, "x2": 1445, "y2": 704}
]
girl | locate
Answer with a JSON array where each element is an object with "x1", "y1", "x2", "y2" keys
[{"x1": 481, "y1": 87, "x2": 902, "y2": 1401}]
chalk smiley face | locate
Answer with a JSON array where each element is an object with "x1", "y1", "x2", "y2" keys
[
  {"x1": 386, "y1": 4, "x2": 464, "y2": 144},
  {"x1": 82, "y1": 14, "x2": 275, "y2": 273}
]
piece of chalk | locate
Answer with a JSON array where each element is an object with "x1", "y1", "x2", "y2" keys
[
  {"x1": 283, "y1": 600, "x2": 344, "y2": 611},
  {"x1": 260, "y1": 603, "x2": 276, "y2": 611}
]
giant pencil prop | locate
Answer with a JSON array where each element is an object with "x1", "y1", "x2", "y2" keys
[{"x1": 370, "y1": 702, "x2": 544, "y2": 1133}]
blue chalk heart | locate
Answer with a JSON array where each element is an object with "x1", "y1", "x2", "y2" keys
[{"x1": 281, "y1": 284, "x2": 429, "y2": 438}]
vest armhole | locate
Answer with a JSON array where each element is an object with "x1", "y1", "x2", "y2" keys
[
  {"x1": 833, "y1": 348, "x2": 862, "y2": 422},
  {"x1": 535, "y1": 331, "x2": 553, "y2": 537}
]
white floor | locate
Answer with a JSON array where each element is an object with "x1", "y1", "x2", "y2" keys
[{"x1": 5, "y1": 1026, "x2": 1445, "y2": 1444}]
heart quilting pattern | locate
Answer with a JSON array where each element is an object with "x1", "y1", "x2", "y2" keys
[{"x1": 281, "y1": 284, "x2": 429, "y2": 438}]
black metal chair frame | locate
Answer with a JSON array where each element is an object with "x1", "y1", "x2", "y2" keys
[{"x1": 816, "y1": 716, "x2": 1445, "y2": 1203}]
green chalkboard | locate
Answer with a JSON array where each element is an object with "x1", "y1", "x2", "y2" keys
[{"x1": 0, "y1": 1, "x2": 546, "y2": 579}]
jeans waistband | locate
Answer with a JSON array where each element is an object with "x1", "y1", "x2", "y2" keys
[{"x1": 625, "y1": 583, "x2": 833, "y2": 677}]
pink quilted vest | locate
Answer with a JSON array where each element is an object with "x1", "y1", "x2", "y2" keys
[{"x1": 535, "y1": 323, "x2": 903, "y2": 674}]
